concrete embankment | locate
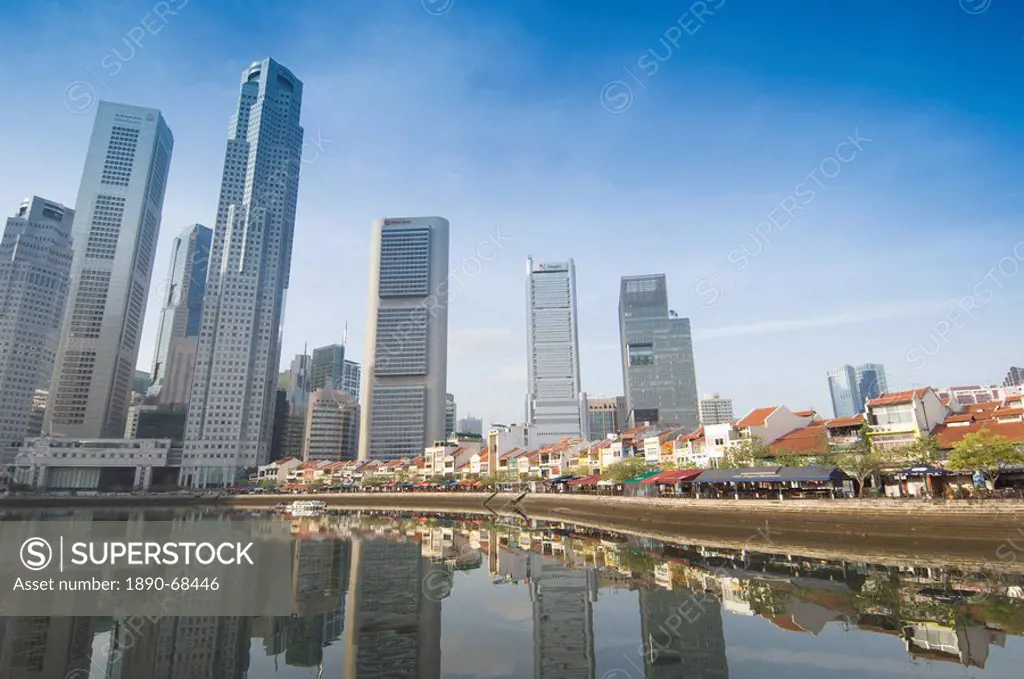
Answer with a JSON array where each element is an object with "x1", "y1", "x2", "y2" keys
[{"x1": 4, "y1": 492, "x2": 1024, "y2": 569}]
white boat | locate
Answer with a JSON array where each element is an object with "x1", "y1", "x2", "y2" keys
[{"x1": 287, "y1": 500, "x2": 327, "y2": 516}]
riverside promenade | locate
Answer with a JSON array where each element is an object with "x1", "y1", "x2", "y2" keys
[{"x1": 4, "y1": 491, "x2": 1024, "y2": 568}]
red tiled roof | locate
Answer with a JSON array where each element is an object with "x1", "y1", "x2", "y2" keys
[
  {"x1": 866, "y1": 389, "x2": 930, "y2": 407},
  {"x1": 793, "y1": 410, "x2": 817, "y2": 418},
  {"x1": 823, "y1": 415, "x2": 864, "y2": 429},
  {"x1": 677, "y1": 426, "x2": 704, "y2": 442},
  {"x1": 995, "y1": 407, "x2": 1024, "y2": 418},
  {"x1": 499, "y1": 448, "x2": 523, "y2": 461},
  {"x1": 944, "y1": 413, "x2": 977, "y2": 424},
  {"x1": 933, "y1": 420, "x2": 1024, "y2": 449},
  {"x1": 736, "y1": 406, "x2": 779, "y2": 428},
  {"x1": 768, "y1": 426, "x2": 829, "y2": 455}
]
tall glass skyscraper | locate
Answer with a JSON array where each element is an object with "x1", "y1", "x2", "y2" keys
[
  {"x1": 149, "y1": 223, "x2": 211, "y2": 405},
  {"x1": 310, "y1": 343, "x2": 359, "y2": 398},
  {"x1": 828, "y1": 363, "x2": 887, "y2": 417},
  {"x1": 0, "y1": 198, "x2": 74, "y2": 450},
  {"x1": 526, "y1": 258, "x2": 587, "y2": 447},
  {"x1": 183, "y1": 58, "x2": 304, "y2": 486},
  {"x1": 359, "y1": 217, "x2": 450, "y2": 460},
  {"x1": 47, "y1": 102, "x2": 173, "y2": 438},
  {"x1": 618, "y1": 274, "x2": 699, "y2": 430}
]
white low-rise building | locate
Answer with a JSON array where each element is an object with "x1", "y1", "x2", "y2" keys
[
  {"x1": 16, "y1": 437, "x2": 174, "y2": 490},
  {"x1": 256, "y1": 456, "x2": 302, "y2": 485}
]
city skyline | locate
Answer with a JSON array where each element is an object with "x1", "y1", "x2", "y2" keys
[{"x1": 3, "y1": 3, "x2": 1023, "y2": 428}]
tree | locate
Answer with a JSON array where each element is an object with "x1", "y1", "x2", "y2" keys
[
  {"x1": 717, "y1": 436, "x2": 769, "y2": 468},
  {"x1": 948, "y1": 430, "x2": 1024, "y2": 487},
  {"x1": 828, "y1": 446, "x2": 888, "y2": 497},
  {"x1": 894, "y1": 434, "x2": 940, "y2": 465},
  {"x1": 603, "y1": 457, "x2": 651, "y2": 483}
]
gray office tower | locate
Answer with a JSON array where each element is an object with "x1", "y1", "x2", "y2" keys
[
  {"x1": 0, "y1": 198, "x2": 74, "y2": 451},
  {"x1": 47, "y1": 102, "x2": 173, "y2": 438},
  {"x1": 149, "y1": 223, "x2": 212, "y2": 406},
  {"x1": 183, "y1": 59, "x2": 304, "y2": 486},
  {"x1": 618, "y1": 275, "x2": 699, "y2": 430},
  {"x1": 639, "y1": 588, "x2": 729, "y2": 679},
  {"x1": 827, "y1": 363, "x2": 887, "y2": 418}
]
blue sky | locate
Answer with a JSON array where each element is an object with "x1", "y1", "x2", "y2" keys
[{"x1": 2, "y1": 0, "x2": 1024, "y2": 427}]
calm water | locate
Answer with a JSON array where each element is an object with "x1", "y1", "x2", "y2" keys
[{"x1": 3, "y1": 508, "x2": 1024, "y2": 678}]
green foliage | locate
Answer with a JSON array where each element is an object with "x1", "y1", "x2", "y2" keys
[
  {"x1": 603, "y1": 456, "x2": 652, "y2": 482},
  {"x1": 717, "y1": 436, "x2": 768, "y2": 468},
  {"x1": 894, "y1": 435, "x2": 940, "y2": 465},
  {"x1": 948, "y1": 430, "x2": 1024, "y2": 483}
]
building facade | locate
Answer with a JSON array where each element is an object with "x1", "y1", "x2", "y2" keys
[
  {"x1": 1004, "y1": 366, "x2": 1024, "y2": 388},
  {"x1": 698, "y1": 393, "x2": 734, "y2": 426},
  {"x1": 827, "y1": 363, "x2": 888, "y2": 418},
  {"x1": 618, "y1": 274, "x2": 699, "y2": 431},
  {"x1": 358, "y1": 217, "x2": 450, "y2": 460},
  {"x1": 445, "y1": 393, "x2": 456, "y2": 437},
  {"x1": 303, "y1": 388, "x2": 359, "y2": 462},
  {"x1": 311, "y1": 343, "x2": 343, "y2": 391},
  {"x1": 587, "y1": 396, "x2": 625, "y2": 440},
  {"x1": 47, "y1": 102, "x2": 173, "y2": 438},
  {"x1": 183, "y1": 59, "x2": 304, "y2": 486},
  {"x1": 457, "y1": 414, "x2": 483, "y2": 435},
  {"x1": 0, "y1": 197, "x2": 74, "y2": 450},
  {"x1": 526, "y1": 258, "x2": 587, "y2": 446},
  {"x1": 341, "y1": 359, "x2": 361, "y2": 399},
  {"x1": 149, "y1": 223, "x2": 211, "y2": 405}
]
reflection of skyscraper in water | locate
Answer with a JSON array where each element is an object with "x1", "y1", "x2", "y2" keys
[
  {"x1": 638, "y1": 589, "x2": 729, "y2": 679},
  {"x1": 529, "y1": 554, "x2": 597, "y2": 679},
  {"x1": 344, "y1": 537, "x2": 444, "y2": 679},
  {"x1": 0, "y1": 617, "x2": 94, "y2": 679},
  {"x1": 104, "y1": 616, "x2": 251, "y2": 679}
]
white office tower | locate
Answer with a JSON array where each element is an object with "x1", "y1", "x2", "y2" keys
[
  {"x1": 0, "y1": 198, "x2": 74, "y2": 451},
  {"x1": 358, "y1": 217, "x2": 450, "y2": 461},
  {"x1": 182, "y1": 59, "x2": 304, "y2": 487},
  {"x1": 46, "y1": 102, "x2": 173, "y2": 438},
  {"x1": 525, "y1": 258, "x2": 586, "y2": 447}
]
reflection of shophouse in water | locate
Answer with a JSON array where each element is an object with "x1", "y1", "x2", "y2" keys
[
  {"x1": 0, "y1": 617, "x2": 94, "y2": 679},
  {"x1": 105, "y1": 616, "x2": 250, "y2": 679},
  {"x1": 638, "y1": 589, "x2": 729, "y2": 679},
  {"x1": 343, "y1": 537, "x2": 444, "y2": 679},
  {"x1": 902, "y1": 622, "x2": 1006, "y2": 668},
  {"x1": 529, "y1": 554, "x2": 597, "y2": 679}
]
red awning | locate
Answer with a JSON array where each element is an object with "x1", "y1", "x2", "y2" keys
[
  {"x1": 568, "y1": 474, "x2": 601, "y2": 486},
  {"x1": 646, "y1": 469, "x2": 703, "y2": 483}
]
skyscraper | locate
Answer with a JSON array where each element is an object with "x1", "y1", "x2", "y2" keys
[
  {"x1": 699, "y1": 393, "x2": 734, "y2": 426},
  {"x1": 303, "y1": 388, "x2": 359, "y2": 461},
  {"x1": 0, "y1": 198, "x2": 74, "y2": 450},
  {"x1": 526, "y1": 258, "x2": 586, "y2": 446},
  {"x1": 457, "y1": 414, "x2": 483, "y2": 435},
  {"x1": 47, "y1": 102, "x2": 173, "y2": 438},
  {"x1": 638, "y1": 588, "x2": 728, "y2": 679},
  {"x1": 618, "y1": 274, "x2": 699, "y2": 430},
  {"x1": 183, "y1": 58, "x2": 304, "y2": 487},
  {"x1": 312, "y1": 343, "x2": 361, "y2": 398},
  {"x1": 587, "y1": 396, "x2": 625, "y2": 440},
  {"x1": 148, "y1": 223, "x2": 211, "y2": 406},
  {"x1": 358, "y1": 217, "x2": 450, "y2": 461},
  {"x1": 827, "y1": 363, "x2": 887, "y2": 417},
  {"x1": 529, "y1": 554, "x2": 597, "y2": 679},
  {"x1": 1004, "y1": 366, "x2": 1024, "y2": 388}
]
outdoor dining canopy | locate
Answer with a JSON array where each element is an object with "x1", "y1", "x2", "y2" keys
[
  {"x1": 644, "y1": 469, "x2": 703, "y2": 484},
  {"x1": 567, "y1": 474, "x2": 601, "y2": 486},
  {"x1": 692, "y1": 465, "x2": 851, "y2": 498}
]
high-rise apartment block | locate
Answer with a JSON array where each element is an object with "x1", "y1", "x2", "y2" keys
[
  {"x1": 445, "y1": 393, "x2": 456, "y2": 437},
  {"x1": 698, "y1": 393, "x2": 734, "y2": 426},
  {"x1": 183, "y1": 59, "x2": 304, "y2": 486},
  {"x1": 525, "y1": 258, "x2": 587, "y2": 446},
  {"x1": 827, "y1": 363, "x2": 887, "y2": 418},
  {"x1": 303, "y1": 388, "x2": 359, "y2": 461},
  {"x1": 47, "y1": 102, "x2": 173, "y2": 438},
  {"x1": 149, "y1": 223, "x2": 211, "y2": 406},
  {"x1": 587, "y1": 396, "x2": 625, "y2": 440},
  {"x1": 358, "y1": 217, "x2": 450, "y2": 460},
  {"x1": 1004, "y1": 366, "x2": 1024, "y2": 388},
  {"x1": 0, "y1": 198, "x2": 74, "y2": 449},
  {"x1": 618, "y1": 274, "x2": 699, "y2": 431}
]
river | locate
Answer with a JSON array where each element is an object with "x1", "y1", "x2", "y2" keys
[{"x1": 2, "y1": 507, "x2": 1023, "y2": 678}]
